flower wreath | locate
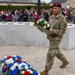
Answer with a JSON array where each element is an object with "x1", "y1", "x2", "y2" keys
[
  {"x1": 0, "y1": 55, "x2": 40, "y2": 75},
  {"x1": 34, "y1": 18, "x2": 52, "y2": 34},
  {"x1": 34, "y1": 18, "x2": 58, "y2": 38}
]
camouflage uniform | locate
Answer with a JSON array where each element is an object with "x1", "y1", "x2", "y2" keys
[{"x1": 45, "y1": 14, "x2": 67, "y2": 71}]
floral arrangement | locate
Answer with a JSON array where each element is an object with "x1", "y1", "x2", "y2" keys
[
  {"x1": 34, "y1": 18, "x2": 52, "y2": 34},
  {"x1": 0, "y1": 55, "x2": 40, "y2": 75},
  {"x1": 36, "y1": 19, "x2": 51, "y2": 30},
  {"x1": 34, "y1": 18, "x2": 58, "y2": 38}
]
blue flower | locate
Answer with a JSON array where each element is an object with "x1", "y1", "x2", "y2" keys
[
  {"x1": 17, "y1": 62, "x2": 22, "y2": 64},
  {"x1": 6, "y1": 63, "x2": 13, "y2": 68},
  {"x1": 7, "y1": 70, "x2": 12, "y2": 75},
  {"x1": 3, "y1": 58, "x2": 7, "y2": 62},
  {"x1": 2, "y1": 67, "x2": 5, "y2": 73},
  {"x1": 30, "y1": 68, "x2": 35, "y2": 71},
  {"x1": 16, "y1": 55, "x2": 22, "y2": 59},
  {"x1": 12, "y1": 56, "x2": 16, "y2": 60},
  {"x1": 12, "y1": 55, "x2": 22, "y2": 61},
  {"x1": 21, "y1": 65, "x2": 25, "y2": 69},
  {"x1": 12, "y1": 68, "x2": 18, "y2": 75},
  {"x1": 33, "y1": 71, "x2": 38, "y2": 75},
  {"x1": 0, "y1": 60, "x2": 3, "y2": 63}
]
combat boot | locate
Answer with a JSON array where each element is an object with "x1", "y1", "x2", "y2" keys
[
  {"x1": 40, "y1": 70, "x2": 49, "y2": 75},
  {"x1": 60, "y1": 61, "x2": 69, "y2": 69}
]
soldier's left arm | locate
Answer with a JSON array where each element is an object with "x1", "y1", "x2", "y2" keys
[{"x1": 51, "y1": 19, "x2": 67, "y2": 36}]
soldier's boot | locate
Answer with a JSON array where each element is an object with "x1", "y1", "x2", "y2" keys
[
  {"x1": 40, "y1": 70, "x2": 49, "y2": 75},
  {"x1": 60, "y1": 61, "x2": 69, "y2": 69}
]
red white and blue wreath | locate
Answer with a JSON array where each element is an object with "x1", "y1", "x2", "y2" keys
[{"x1": 0, "y1": 55, "x2": 40, "y2": 75}]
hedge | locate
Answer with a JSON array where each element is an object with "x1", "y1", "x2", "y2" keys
[{"x1": 0, "y1": 5, "x2": 51, "y2": 10}]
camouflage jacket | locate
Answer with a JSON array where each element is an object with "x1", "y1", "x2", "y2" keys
[{"x1": 47, "y1": 14, "x2": 67, "y2": 40}]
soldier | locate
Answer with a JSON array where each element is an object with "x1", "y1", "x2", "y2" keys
[{"x1": 40, "y1": 2, "x2": 69, "y2": 75}]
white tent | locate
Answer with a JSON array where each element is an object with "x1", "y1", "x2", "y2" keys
[{"x1": 0, "y1": 0, "x2": 38, "y2": 3}]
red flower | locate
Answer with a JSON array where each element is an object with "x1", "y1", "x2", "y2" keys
[
  {"x1": 33, "y1": 13, "x2": 40, "y2": 22},
  {"x1": 24, "y1": 71, "x2": 30, "y2": 75},
  {"x1": 4, "y1": 67, "x2": 8, "y2": 71},
  {"x1": 7, "y1": 56, "x2": 12, "y2": 59},
  {"x1": 16, "y1": 59, "x2": 22, "y2": 62}
]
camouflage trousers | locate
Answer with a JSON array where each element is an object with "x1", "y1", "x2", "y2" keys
[{"x1": 45, "y1": 39, "x2": 67, "y2": 71}]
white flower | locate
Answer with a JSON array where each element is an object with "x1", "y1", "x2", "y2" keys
[
  {"x1": 4, "y1": 56, "x2": 7, "y2": 59},
  {"x1": 5, "y1": 58, "x2": 14, "y2": 64},
  {"x1": 21, "y1": 71, "x2": 25, "y2": 74},
  {"x1": 3, "y1": 56, "x2": 7, "y2": 62},
  {"x1": 43, "y1": 26, "x2": 46, "y2": 29},
  {"x1": 10, "y1": 65, "x2": 16, "y2": 70},
  {"x1": 47, "y1": 24, "x2": 50, "y2": 27},
  {"x1": 10, "y1": 63, "x2": 18, "y2": 70},
  {"x1": 13, "y1": 55, "x2": 17, "y2": 60},
  {"x1": 39, "y1": 19, "x2": 43, "y2": 21},
  {"x1": 36, "y1": 20, "x2": 39, "y2": 24},
  {"x1": 18, "y1": 63, "x2": 28, "y2": 70},
  {"x1": 13, "y1": 63, "x2": 18, "y2": 67},
  {"x1": 44, "y1": 21, "x2": 47, "y2": 24},
  {"x1": 36, "y1": 19, "x2": 43, "y2": 24}
]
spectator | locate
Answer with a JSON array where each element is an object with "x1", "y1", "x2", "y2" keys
[
  {"x1": 44, "y1": 10, "x2": 49, "y2": 22},
  {"x1": 1, "y1": 10, "x2": 6, "y2": 21},
  {"x1": 0, "y1": 8, "x2": 74, "y2": 23},
  {"x1": 5, "y1": 12, "x2": 12, "y2": 21},
  {"x1": 22, "y1": 10, "x2": 28, "y2": 22},
  {"x1": 12, "y1": 10, "x2": 19, "y2": 22}
]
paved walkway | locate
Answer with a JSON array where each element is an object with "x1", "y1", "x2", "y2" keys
[{"x1": 0, "y1": 45, "x2": 75, "y2": 75}]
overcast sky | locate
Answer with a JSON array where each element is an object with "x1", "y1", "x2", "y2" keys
[{"x1": 41, "y1": 0, "x2": 52, "y2": 3}]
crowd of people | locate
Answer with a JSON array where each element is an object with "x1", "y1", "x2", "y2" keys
[{"x1": 0, "y1": 7, "x2": 75, "y2": 22}]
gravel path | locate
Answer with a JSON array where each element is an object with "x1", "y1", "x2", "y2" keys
[{"x1": 0, "y1": 45, "x2": 75, "y2": 75}]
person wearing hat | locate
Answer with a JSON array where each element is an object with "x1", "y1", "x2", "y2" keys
[{"x1": 40, "y1": 2, "x2": 69, "y2": 75}]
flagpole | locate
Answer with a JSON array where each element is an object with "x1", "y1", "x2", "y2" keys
[{"x1": 37, "y1": 0, "x2": 41, "y2": 18}]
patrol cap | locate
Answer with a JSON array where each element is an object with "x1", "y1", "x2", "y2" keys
[{"x1": 52, "y1": 2, "x2": 62, "y2": 8}]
